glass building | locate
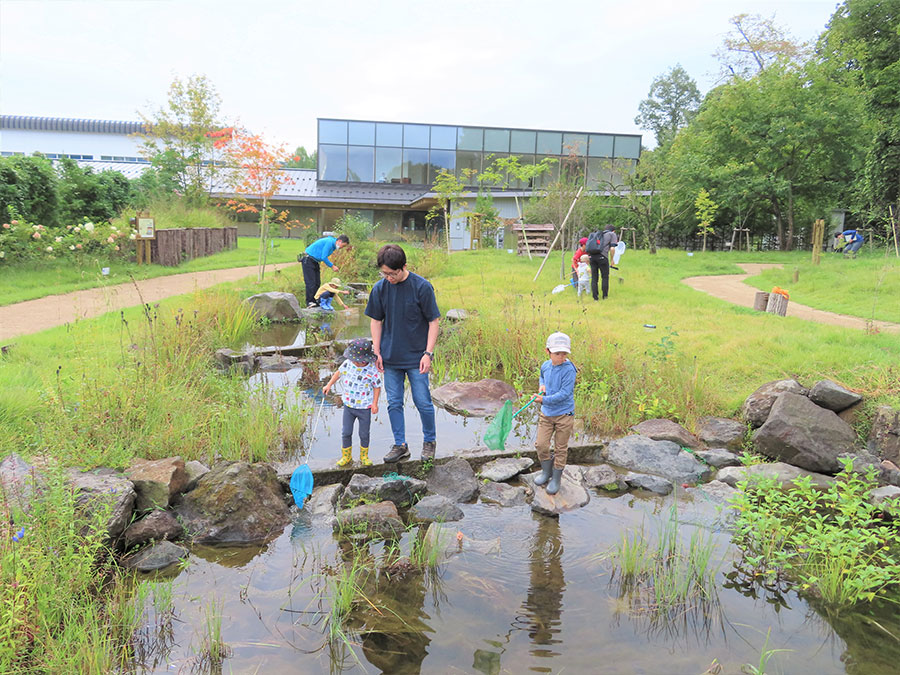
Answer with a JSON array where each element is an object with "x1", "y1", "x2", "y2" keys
[{"x1": 317, "y1": 118, "x2": 641, "y2": 190}]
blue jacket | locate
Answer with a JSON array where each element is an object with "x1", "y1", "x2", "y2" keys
[
  {"x1": 305, "y1": 236, "x2": 338, "y2": 267},
  {"x1": 539, "y1": 359, "x2": 576, "y2": 416}
]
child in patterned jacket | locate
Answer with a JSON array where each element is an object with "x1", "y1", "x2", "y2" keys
[{"x1": 323, "y1": 338, "x2": 382, "y2": 466}]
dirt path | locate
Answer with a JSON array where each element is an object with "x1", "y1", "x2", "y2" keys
[
  {"x1": 683, "y1": 263, "x2": 900, "y2": 334},
  {"x1": 0, "y1": 262, "x2": 299, "y2": 342}
]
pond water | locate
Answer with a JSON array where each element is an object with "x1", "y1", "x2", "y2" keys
[{"x1": 129, "y1": 317, "x2": 900, "y2": 673}]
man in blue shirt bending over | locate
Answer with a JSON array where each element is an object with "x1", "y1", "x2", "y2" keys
[
  {"x1": 837, "y1": 229, "x2": 864, "y2": 258},
  {"x1": 365, "y1": 244, "x2": 441, "y2": 463},
  {"x1": 301, "y1": 234, "x2": 350, "y2": 307}
]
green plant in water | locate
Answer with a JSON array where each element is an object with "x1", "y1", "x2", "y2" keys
[
  {"x1": 193, "y1": 598, "x2": 230, "y2": 671},
  {"x1": 740, "y1": 627, "x2": 792, "y2": 674}
]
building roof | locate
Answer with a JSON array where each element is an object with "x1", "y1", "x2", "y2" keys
[{"x1": 1, "y1": 115, "x2": 146, "y2": 135}]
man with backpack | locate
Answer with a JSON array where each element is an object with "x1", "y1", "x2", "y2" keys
[{"x1": 584, "y1": 224, "x2": 618, "y2": 300}]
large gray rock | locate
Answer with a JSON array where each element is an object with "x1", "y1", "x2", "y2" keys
[
  {"x1": 343, "y1": 473, "x2": 426, "y2": 508},
  {"x1": 183, "y1": 460, "x2": 209, "y2": 492},
  {"x1": 753, "y1": 393, "x2": 857, "y2": 473},
  {"x1": 122, "y1": 541, "x2": 189, "y2": 572},
  {"x1": 631, "y1": 419, "x2": 701, "y2": 449},
  {"x1": 868, "y1": 405, "x2": 900, "y2": 465},
  {"x1": 431, "y1": 379, "x2": 518, "y2": 417},
  {"x1": 809, "y1": 380, "x2": 863, "y2": 412},
  {"x1": 697, "y1": 417, "x2": 747, "y2": 450},
  {"x1": 258, "y1": 355, "x2": 303, "y2": 373},
  {"x1": 303, "y1": 483, "x2": 344, "y2": 519},
  {"x1": 523, "y1": 465, "x2": 590, "y2": 516},
  {"x1": 742, "y1": 379, "x2": 809, "y2": 427},
  {"x1": 126, "y1": 457, "x2": 188, "y2": 513},
  {"x1": 606, "y1": 435, "x2": 713, "y2": 483},
  {"x1": 582, "y1": 464, "x2": 627, "y2": 491},
  {"x1": 695, "y1": 448, "x2": 742, "y2": 469},
  {"x1": 122, "y1": 510, "x2": 184, "y2": 549},
  {"x1": 213, "y1": 348, "x2": 259, "y2": 376},
  {"x1": 717, "y1": 462, "x2": 836, "y2": 491},
  {"x1": 334, "y1": 501, "x2": 404, "y2": 538},
  {"x1": 245, "y1": 291, "x2": 302, "y2": 322},
  {"x1": 624, "y1": 472, "x2": 673, "y2": 495},
  {"x1": 409, "y1": 494, "x2": 464, "y2": 523},
  {"x1": 478, "y1": 457, "x2": 533, "y2": 482},
  {"x1": 869, "y1": 486, "x2": 900, "y2": 508},
  {"x1": 479, "y1": 481, "x2": 527, "y2": 507},
  {"x1": 68, "y1": 468, "x2": 136, "y2": 541},
  {"x1": 175, "y1": 461, "x2": 291, "y2": 545},
  {"x1": 425, "y1": 458, "x2": 479, "y2": 502},
  {"x1": 0, "y1": 453, "x2": 41, "y2": 510},
  {"x1": 445, "y1": 309, "x2": 471, "y2": 322}
]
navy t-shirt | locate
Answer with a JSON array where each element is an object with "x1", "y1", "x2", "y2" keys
[{"x1": 365, "y1": 272, "x2": 440, "y2": 368}]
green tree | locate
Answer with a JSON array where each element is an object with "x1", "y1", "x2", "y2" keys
[
  {"x1": 822, "y1": 0, "x2": 900, "y2": 224},
  {"x1": 138, "y1": 74, "x2": 226, "y2": 205},
  {"x1": 427, "y1": 168, "x2": 476, "y2": 253},
  {"x1": 714, "y1": 13, "x2": 810, "y2": 79},
  {"x1": 284, "y1": 146, "x2": 317, "y2": 169},
  {"x1": 634, "y1": 64, "x2": 702, "y2": 147},
  {"x1": 694, "y1": 188, "x2": 719, "y2": 252},
  {"x1": 479, "y1": 154, "x2": 557, "y2": 223},
  {"x1": 56, "y1": 159, "x2": 132, "y2": 224},
  {"x1": 0, "y1": 155, "x2": 59, "y2": 226}
]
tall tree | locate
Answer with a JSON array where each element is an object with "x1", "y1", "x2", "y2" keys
[
  {"x1": 634, "y1": 64, "x2": 702, "y2": 147},
  {"x1": 714, "y1": 13, "x2": 810, "y2": 79},
  {"x1": 284, "y1": 146, "x2": 317, "y2": 169},
  {"x1": 138, "y1": 75, "x2": 226, "y2": 205},
  {"x1": 427, "y1": 168, "x2": 476, "y2": 253}
]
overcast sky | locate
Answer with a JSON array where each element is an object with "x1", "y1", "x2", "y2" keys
[{"x1": 1, "y1": 0, "x2": 841, "y2": 150}]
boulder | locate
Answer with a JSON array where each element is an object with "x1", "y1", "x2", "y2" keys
[
  {"x1": 258, "y1": 355, "x2": 303, "y2": 373},
  {"x1": 409, "y1": 495, "x2": 464, "y2": 523},
  {"x1": 868, "y1": 405, "x2": 900, "y2": 465},
  {"x1": 425, "y1": 458, "x2": 479, "y2": 503},
  {"x1": 681, "y1": 481, "x2": 739, "y2": 530},
  {"x1": 837, "y1": 451, "x2": 885, "y2": 479},
  {"x1": 122, "y1": 510, "x2": 184, "y2": 549},
  {"x1": 582, "y1": 464, "x2": 627, "y2": 491},
  {"x1": 695, "y1": 448, "x2": 742, "y2": 469},
  {"x1": 127, "y1": 457, "x2": 188, "y2": 513},
  {"x1": 742, "y1": 379, "x2": 808, "y2": 427},
  {"x1": 244, "y1": 292, "x2": 302, "y2": 322},
  {"x1": 752, "y1": 393, "x2": 857, "y2": 474},
  {"x1": 606, "y1": 435, "x2": 713, "y2": 483},
  {"x1": 479, "y1": 481, "x2": 527, "y2": 507},
  {"x1": 631, "y1": 419, "x2": 701, "y2": 449},
  {"x1": 869, "y1": 486, "x2": 900, "y2": 508},
  {"x1": 343, "y1": 473, "x2": 426, "y2": 508},
  {"x1": 808, "y1": 380, "x2": 863, "y2": 412},
  {"x1": 122, "y1": 540, "x2": 189, "y2": 572},
  {"x1": 477, "y1": 457, "x2": 533, "y2": 482},
  {"x1": 717, "y1": 462, "x2": 835, "y2": 491},
  {"x1": 213, "y1": 348, "x2": 259, "y2": 376},
  {"x1": 697, "y1": 417, "x2": 747, "y2": 451},
  {"x1": 445, "y1": 309, "x2": 471, "y2": 322},
  {"x1": 431, "y1": 379, "x2": 518, "y2": 417},
  {"x1": 303, "y1": 483, "x2": 344, "y2": 519},
  {"x1": 175, "y1": 461, "x2": 291, "y2": 545},
  {"x1": 68, "y1": 468, "x2": 136, "y2": 540},
  {"x1": 183, "y1": 460, "x2": 209, "y2": 492},
  {"x1": 334, "y1": 501, "x2": 404, "y2": 538},
  {"x1": 523, "y1": 465, "x2": 590, "y2": 516},
  {"x1": 623, "y1": 472, "x2": 673, "y2": 495},
  {"x1": 0, "y1": 453, "x2": 41, "y2": 510}
]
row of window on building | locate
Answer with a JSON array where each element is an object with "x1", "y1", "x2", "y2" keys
[{"x1": 0, "y1": 151, "x2": 151, "y2": 163}]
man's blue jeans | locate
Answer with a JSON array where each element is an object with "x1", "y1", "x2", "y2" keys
[{"x1": 382, "y1": 366, "x2": 436, "y2": 446}]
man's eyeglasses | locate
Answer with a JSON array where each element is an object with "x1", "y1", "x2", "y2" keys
[{"x1": 379, "y1": 269, "x2": 404, "y2": 279}]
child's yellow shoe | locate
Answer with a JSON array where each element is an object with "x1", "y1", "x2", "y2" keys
[
  {"x1": 359, "y1": 446, "x2": 373, "y2": 466},
  {"x1": 336, "y1": 446, "x2": 353, "y2": 467}
]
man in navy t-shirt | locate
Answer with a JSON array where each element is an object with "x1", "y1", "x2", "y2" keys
[{"x1": 365, "y1": 244, "x2": 440, "y2": 462}]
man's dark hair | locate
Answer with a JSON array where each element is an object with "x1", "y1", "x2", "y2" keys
[
  {"x1": 377, "y1": 244, "x2": 406, "y2": 270},
  {"x1": 604, "y1": 224, "x2": 615, "y2": 231},
  {"x1": 336, "y1": 234, "x2": 350, "y2": 245}
]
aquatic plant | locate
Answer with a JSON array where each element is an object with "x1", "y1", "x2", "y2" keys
[{"x1": 730, "y1": 458, "x2": 900, "y2": 610}]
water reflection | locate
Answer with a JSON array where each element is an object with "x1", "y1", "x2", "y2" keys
[{"x1": 520, "y1": 515, "x2": 565, "y2": 661}]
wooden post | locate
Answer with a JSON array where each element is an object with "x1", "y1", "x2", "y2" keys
[
  {"x1": 891, "y1": 205, "x2": 899, "y2": 258},
  {"x1": 811, "y1": 219, "x2": 824, "y2": 265},
  {"x1": 753, "y1": 291, "x2": 769, "y2": 311}
]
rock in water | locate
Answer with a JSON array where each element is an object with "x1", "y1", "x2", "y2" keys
[
  {"x1": 582, "y1": 464, "x2": 626, "y2": 491},
  {"x1": 122, "y1": 541, "x2": 188, "y2": 572},
  {"x1": 175, "y1": 462, "x2": 290, "y2": 545},
  {"x1": 431, "y1": 379, "x2": 518, "y2": 417},
  {"x1": 631, "y1": 419, "x2": 702, "y2": 448},
  {"x1": 122, "y1": 510, "x2": 184, "y2": 549},
  {"x1": 605, "y1": 435, "x2": 712, "y2": 483},
  {"x1": 126, "y1": 456, "x2": 188, "y2": 513},
  {"x1": 244, "y1": 292, "x2": 302, "y2": 322},
  {"x1": 343, "y1": 473, "x2": 426, "y2": 508},
  {"x1": 334, "y1": 501, "x2": 404, "y2": 538},
  {"x1": 425, "y1": 458, "x2": 479, "y2": 502},
  {"x1": 741, "y1": 379, "x2": 808, "y2": 427},
  {"x1": 624, "y1": 472, "x2": 673, "y2": 495},
  {"x1": 409, "y1": 494, "x2": 464, "y2": 523},
  {"x1": 717, "y1": 462, "x2": 835, "y2": 491},
  {"x1": 752, "y1": 393, "x2": 857, "y2": 474},
  {"x1": 478, "y1": 457, "x2": 534, "y2": 482},
  {"x1": 479, "y1": 481, "x2": 527, "y2": 506},
  {"x1": 523, "y1": 465, "x2": 590, "y2": 516},
  {"x1": 695, "y1": 448, "x2": 742, "y2": 469},
  {"x1": 68, "y1": 468, "x2": 136, "y2": 541}
]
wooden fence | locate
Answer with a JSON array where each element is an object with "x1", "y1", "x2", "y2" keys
[{"x1": 148, "y1": 227, "x2": 238, "y2": 266}]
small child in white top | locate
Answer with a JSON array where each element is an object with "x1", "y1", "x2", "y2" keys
[{"x1": 576, "y1": 254, "x2": 590, "y2": 297}]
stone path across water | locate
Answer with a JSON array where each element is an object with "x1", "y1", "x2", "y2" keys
[
  {"x1": 0, "y1": 262, "x2": 299, "y2": 341},
  {"x1": 682, "y1": 262, "x2": 900, "y2": 334}
]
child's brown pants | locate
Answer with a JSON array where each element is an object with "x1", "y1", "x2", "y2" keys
[{"x1": 535, "y1": 412, "x2": 574, "y2": 470}]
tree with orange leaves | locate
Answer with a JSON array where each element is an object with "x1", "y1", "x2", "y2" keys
[{"x1": 218, "y1": 129, "x2": 296, "y2": 281}]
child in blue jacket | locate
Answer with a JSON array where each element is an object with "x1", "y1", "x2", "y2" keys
[{"x1": 533, "y1": 332, "x2": 577, "y2": 495}]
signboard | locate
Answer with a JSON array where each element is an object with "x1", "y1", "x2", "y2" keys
[{"x1": 137, "y1": 217, "x2": 156, "y2": 240}]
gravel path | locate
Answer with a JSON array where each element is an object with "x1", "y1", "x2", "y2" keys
[
  {"x1": 0, "y1": 262, "x2": 298, "y2": 342},
  {"x1": 683, "y1": 263, "x2": 900, "y2": 334}
]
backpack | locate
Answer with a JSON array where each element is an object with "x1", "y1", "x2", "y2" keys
[{"x1": 585, "y1": 230, "x2": 615, "y2": 257}]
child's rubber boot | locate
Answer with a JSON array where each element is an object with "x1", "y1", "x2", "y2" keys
[
  {"x1": 359, "y1": 446, "x2": 372, "y2": 467},
  {"x1": 546, "y1": 468, "x2": 564, "y2": 495},
  {"x1": 533, "y1": 459, "x2": 553, "y2": 486},
  {"x1": 336, "y1": 446, "x2": 353, "y2": 467}
]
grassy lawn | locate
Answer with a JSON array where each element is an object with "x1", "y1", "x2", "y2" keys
[{"x1": 0, "y1": 236, "x2": 306, "y2": 306}]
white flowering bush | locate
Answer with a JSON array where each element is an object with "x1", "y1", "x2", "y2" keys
[{"x1": 0, "y1": 216, "x2": 134, "y2": 264}]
